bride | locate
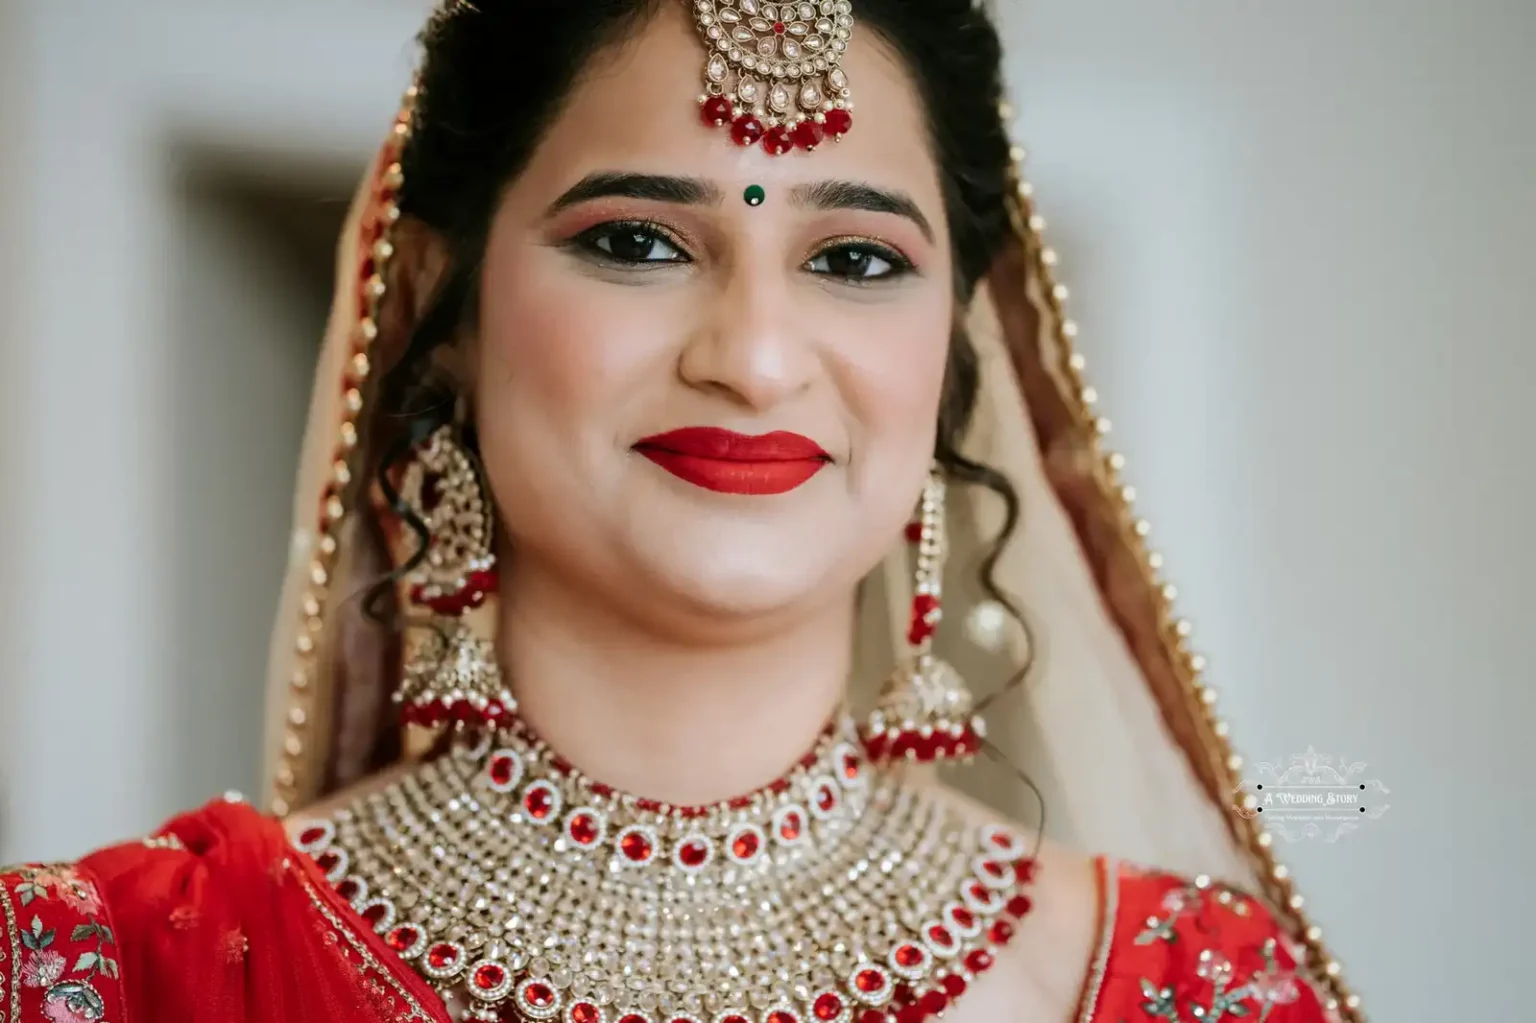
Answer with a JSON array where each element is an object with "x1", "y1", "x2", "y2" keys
[{"x1": 0, "y1": 2, "x2": 1360, "y2": 1021}]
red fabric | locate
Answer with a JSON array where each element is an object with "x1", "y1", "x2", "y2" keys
[
  {"x1": 1082, "y1": 858, "x2": 1339, "y2": 1022},
  {"x1": 3, "y1": 805, "x2": 1336, "y2": 1023},
  {"x1": 1, "y1": 800, "x2": 447, "y2": 1023}
]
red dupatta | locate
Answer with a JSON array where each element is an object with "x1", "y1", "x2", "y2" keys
[{"x1": 1, "y1": 800, "x2": 445, "y2": 1023}]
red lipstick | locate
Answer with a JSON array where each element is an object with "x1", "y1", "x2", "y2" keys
[{"x1": 633, "y1": 427, "x2": 830, "y2": 495}]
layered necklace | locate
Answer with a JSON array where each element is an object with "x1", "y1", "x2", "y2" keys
[{"x1": 293, "y1": 715, "x2": 1036, "y2": 1023}]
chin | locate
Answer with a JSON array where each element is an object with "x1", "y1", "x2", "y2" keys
[{"x1": 622, "y1": 516, "x2": 847, "y2": 624}]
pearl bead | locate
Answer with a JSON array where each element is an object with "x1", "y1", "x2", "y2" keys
[{"x1": 964, "y1": 601, "x2": 1010, "y2": 653}]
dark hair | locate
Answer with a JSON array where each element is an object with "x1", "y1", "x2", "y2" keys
[{"x1": 372, "y1": 0, "x2": 1030, "y2": 693}]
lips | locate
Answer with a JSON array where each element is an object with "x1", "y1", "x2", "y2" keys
[{"x1": 633, "y1": 427, "x2": 830, "y2": 495}]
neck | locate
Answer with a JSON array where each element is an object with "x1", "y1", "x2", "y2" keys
[{"x1": 495, "y1": 556, "x2": 854, "y2": 807}]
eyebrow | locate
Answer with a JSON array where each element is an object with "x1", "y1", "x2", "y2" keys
[
  {"x1": 788, "y1": 180, "x2": 935, "y2": 244},
  {"x1": 546, "y1": 171, "x2": 935, "y2": 243}
]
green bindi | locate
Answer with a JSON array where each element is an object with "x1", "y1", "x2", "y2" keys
[{"x1": 743, "y1": 184, "x2": 766, "y2": 207}]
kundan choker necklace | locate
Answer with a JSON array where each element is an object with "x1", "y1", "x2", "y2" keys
[{"x1": 293, "y1": 715, "x2": 1037, "y2": 1023}]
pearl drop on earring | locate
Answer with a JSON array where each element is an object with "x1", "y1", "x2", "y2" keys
[{"x1": 964, "y1": 600, "x2": 1010, "y2": 653}]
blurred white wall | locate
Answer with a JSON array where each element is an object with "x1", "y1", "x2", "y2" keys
[{"x1": 2, "y1": 1, "x2": 1531, "y2": 1018}]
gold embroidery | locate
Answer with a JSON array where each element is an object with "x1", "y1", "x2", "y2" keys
[
  {"x1": 1076, "y1": 857, "x2": 1120, "y2": 1023},
  {"x1": 0, "y1": 870, "x2": 22, "y2": 1023},
  {"x1": 292, "y1": 862, "x2": 439, "y2": 1023}
]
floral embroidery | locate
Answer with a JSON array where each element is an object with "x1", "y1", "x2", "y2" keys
[
  {"x1": 2, "y1": 865, "x2": 121, "y2": 1023},
  {"x1": 1085, "y1": 863, "x2": 1332, "y2": 1023}
]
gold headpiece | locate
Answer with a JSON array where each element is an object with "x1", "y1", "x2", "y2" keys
[{"x1": 691, "y1": 0, "x2": 855, "y2": 154}]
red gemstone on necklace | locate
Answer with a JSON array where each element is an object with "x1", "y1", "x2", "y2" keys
[
  {"x1": 855, "y1": 969, "x2": 887, "y2": 994},
  {"x1": 315, "y1": 850, "x2": 341, "y2": 873},
  {"x1": 618, "y1": 1015, "x2": 648, "y2": 1023},
  {"x1": 893, "y1": 1007, "x2": 924, "y2": 1023},
  {"x1": 1015, "y1": 858, "x2": 1037, "y2": 883},
  {"x1": 385, "y1": 925, "x2": 419, "y2": 952},
  {"x1": 817, "y1": 785, "x2": 838, "y2": 813},
  {"x1": 489, "y1": 755, "x2": 517, "y2": 787},
  {"x1": 926, "y1": 925, "x2": 954, "y2": 948},
  {"x1": 1006, "y1": 894, "x2": 1033, "y2": 918},
  {"x1": 571, "y1": 1004, "x2": 601, "y2": 1023},
  {"x1": 813, "y1": 994, "x2": 844, "y2": 1020},
  {"x1": 732, "y1": 830, "x2": 761, "y2": 860},
  {"x1": 988, "y1": 919, "x2": 1015, "y2": 945},
  {"x1": 950, "y1": 907, "x2": 975, "y2": 930},
  {"x1": 980, "y1": 860, "x2": 1006, "y2": 879},
  {"x1": 773, "y1": 20, "x2": 787, "y2": 33},
  {"x1": 568, "y1": 814, "x2": 599, "y2": 845},
  {"x1": 730, "y1": 113, "x2": 765, "y2": 147},
  {"x1": 472, "y1": 964, "x2": 507, "y2": 990},
  {"x1": 762, "y1": 125, "x2": 793, "y2": 156},
  {"x1": 722, "y1": 1016, "x2": 751, "y2": 1023},
  {"x1": 426, "y1": 943, "x2": 460, "y2": 970},
  {"x1": 824, "y1": 108, "x2": 853, "y2": 138},
  {"x1": 701, "y1": 95, "x2": 734, "y2": 128},
  {"x1": 919, "y1": 990, "x2": 948, "y2": 1016},
  {"x1": 298, "y1": 825, "x2": 328, "y2": 846},
  {"x1": 766, "y1": 1012, "x2": 798, "y2": 1023},
  {"x1": 857, "y1": 1013, "x2": 888, "y2": 1023},
  {"x1": 963, "y1": 948, "x2": 993, "y2": 974},
  {"x1": 523, "y1": 983, "x2": 555, "y2": 1008},
  {"x1": 678, "y1": 839, "x2": 709, "y2": 868},
  {"x1": 842, "y1": 752, "x2": 861, "y2": 781},
  {"x1": 941, "y1": 974, "x2": 966, "y2": 998},
  {"x1": 791, "y1": 119, "x2": 825, "y2": 151},
  {"x1": 893, "y1": 944, "x2": 924, "y2": 968},
  {"x1": 525, "y1": 786, "x2": 554, "y2": 819},
  {"x1": 335, "y1": 878, "x2": 360, "y2": 901},
  {"x1": 779, "y1": 811, "x2": 803, "y2": 841},
  {"x1": 620, "y1": 829, "x2": 653, "y2": 862}
]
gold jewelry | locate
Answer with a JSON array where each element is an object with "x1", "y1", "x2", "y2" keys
[
  {"x1": 862, "y1": 470, "x2": 984, "y2": 765},
  {"x1": 388, "y1": 425, "x2": 513, "y2": 731},
  {"x1": 692, "y1": 1, "x2": 856, "y2": 155},
  {"x1": 294, "y1": 715, "x2": 1036, "y2": 1023}
]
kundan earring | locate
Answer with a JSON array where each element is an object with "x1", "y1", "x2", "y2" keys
[
  {"x1": 862, "y1": 467, "x2": 985, "y2": 764},
  {"x1": 391, "y1": 424, "x2": 515, "y2": 731}
]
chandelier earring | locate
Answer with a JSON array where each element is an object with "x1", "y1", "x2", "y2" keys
[
  {"x1": 862, "y1": 466, "x2": 985, "y2": 764},
  {"x1": 390, "y1": 423, "x2": 515, "y2": 732}
]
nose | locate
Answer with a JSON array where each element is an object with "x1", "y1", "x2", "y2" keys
[{"x1": 677, "y1": 255, "x2": 818, "y2": 412}]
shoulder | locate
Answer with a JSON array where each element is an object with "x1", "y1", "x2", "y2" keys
[
  {"x1": 1085, "y1": 859, "x2": 1342, "y2": 1022},
  {"x1": 919, "y1": 782, "x2": 1103, "y2": 1020}
]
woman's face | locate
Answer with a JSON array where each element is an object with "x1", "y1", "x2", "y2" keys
[{"x1": 472, "y1": 3, "x2": 953, "y2": 631}]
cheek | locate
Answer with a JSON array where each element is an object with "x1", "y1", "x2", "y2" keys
[
  {"x1": 473, "y1": 246, "x2": 664, "y2": 441},
  {"x1": 829, "y1": 292, "x2": 952, "y2": 459}
]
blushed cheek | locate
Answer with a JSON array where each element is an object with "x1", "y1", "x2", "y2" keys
[
  {"x1": 476, "y1": 260, "x2": 644, "y2": 427},
  {"x1": 838, "y1": 303, "x2": 951, "y2": 463}
]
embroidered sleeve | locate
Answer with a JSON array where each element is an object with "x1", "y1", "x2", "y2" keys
[
  {"x1": 1086, "y1": 861, "x2": 1340, "y2": 1023},
  {"x1": 0, "y1": 862, "x2": 128, "y2": 1023}
]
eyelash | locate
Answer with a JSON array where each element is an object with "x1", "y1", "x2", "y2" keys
[{"x1": 568, "y1": 220, "x2": 916, "y2": 283}]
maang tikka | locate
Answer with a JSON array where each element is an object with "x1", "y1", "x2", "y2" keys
[
  {"x1": 862, "y1": 468, "x2": 985, "y2": 764},
  {"x1": 692, "y1": 0, "x2": 856, "y2": 155},
  {"x1": 389, "y1": 425, "x2": 516, "y2": 734}
]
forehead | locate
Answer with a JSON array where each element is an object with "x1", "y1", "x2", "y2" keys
[{"x1": 509, "y1": 2, "x2": 943, "y2": 218}]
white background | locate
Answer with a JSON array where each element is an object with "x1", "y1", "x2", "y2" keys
[{"x1": 2, "y1": 1, "x2": 1531, "y2": 1017}]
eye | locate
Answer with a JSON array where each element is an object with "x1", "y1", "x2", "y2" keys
[
  {"x1": 575, "y1": 221, "x2": 690, "y2": 265},
  {"x1": 806, "y1": 241, "x2": 911, "y2": 281}
]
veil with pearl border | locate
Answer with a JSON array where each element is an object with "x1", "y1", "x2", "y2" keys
[{"x1": 256, "y1": 18, "x2": 1361, "y2": 1022}]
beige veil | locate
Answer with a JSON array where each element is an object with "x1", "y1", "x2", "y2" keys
[{"x1": 258, "y1": 32, "x2": 1361, "y2": 1023}]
